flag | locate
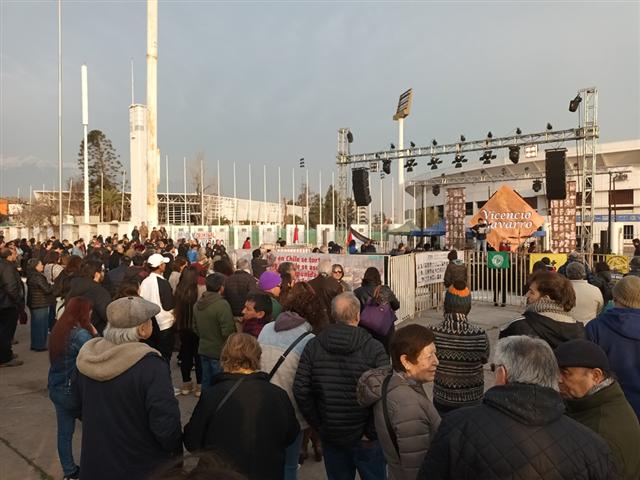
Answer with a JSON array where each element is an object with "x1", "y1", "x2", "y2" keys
[{"x1": 488, "y1": 251, "x2": 510, "y2": 269}]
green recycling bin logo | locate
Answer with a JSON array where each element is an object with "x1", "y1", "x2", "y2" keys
[{"x1": 488, "y1": 251, "x2": 510, "y2": 269}]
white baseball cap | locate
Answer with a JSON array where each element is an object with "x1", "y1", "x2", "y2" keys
[{"x1": 147, "y1": 253, "x2": 170, "y2": 268}]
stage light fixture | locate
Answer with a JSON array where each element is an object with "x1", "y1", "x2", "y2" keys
[
  {"x1": 390, "y1": 143, "x2": 396, "y2": 149},
  {"x1": 346, "y1": 131, "x2": 354, "y2": 143},
  {"x1": 375, "y1": 153, "x2": 380, "y2": 159},
  {"x1": 516, "y1": 127, "x2": 522, "y2": 135},
  {"x1": 546, "y1": 123, "x2": 553, "y2": 131},
  {"x1": 410, "y1": 141, "x2": 416, "y2": 148},
  {"x1": 532, "y1": 179, "x2": 542, "y2": 192},
  {"x1": 568, "y1": 94, "x2": 582, "y2": 113},
  {"x1": 432, "y1": 139, "x2": 438, "y2": 146},
  {"x1": 382, "y1": 160, "x2": 392, "y2": 175},
  {"x1": 487, "y1": 131, "x2": 493, "y2": 139},
  {"x1": 479, "y1": 150, "x2": 496, "y2": 165},
  {"x1": 524, "y1": 144, "x2": 538, "y2": 158},
  {"x1": 460, "y1": 134, "x2": 466, "y2": 142},
  {"x1": 427, "y1": 156, "x2": 442, "y2": 170},
  {"x1": 299, "y1": 158, "x2": 305, "y2": 168},
  {"x1": 508, "y1": 146, "x2": 520, "y2": 164},
  {"x1": 453, "y1": 154, "x2": 466, "y2": 168},
  {"x1": 432, "y1": 185, "x2": 440, "y2": 196}
]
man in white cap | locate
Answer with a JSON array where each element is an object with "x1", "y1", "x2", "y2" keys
[
  {"x1": 140, "y1": 253, "x2": 175, "y2": 362},
  {"x1": 75, "y1": 296, "x2": 182, "y2": 480}
]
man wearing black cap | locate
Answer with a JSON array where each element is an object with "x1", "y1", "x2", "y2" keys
[
  {"x1": 555, "y1": 339, "x2": 640, "y2": 479},
  {"x1": 75, "y1": 296, "x2": 182, "y2": 480}
]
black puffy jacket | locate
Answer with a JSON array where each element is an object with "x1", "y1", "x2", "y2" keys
[
  {"x1": 66, "y1": 277, "x2": 111, "y2": 334},
  {"x1": 499, "y1": 310, "x2": 585, "y2": 349},
  {"x1": 0, "y1": 258, "x2": 24, "y2": 310},
  {"x1": 419, "y1": 383, "x2": 620, "y2": 480},
  {"x1": 293, "y1": 323, "x2": 389, "y2": 447},
  {"x1": 26, "y1": 269, "x2": 55, "y2": 309}
]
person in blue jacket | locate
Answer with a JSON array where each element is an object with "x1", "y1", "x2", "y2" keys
[
  {"x1": 48, "y1": 297, "x2": 96, "y2": 480},
  {"x1": 587, "y1": 275, "x2": 640, "y2": 420}
]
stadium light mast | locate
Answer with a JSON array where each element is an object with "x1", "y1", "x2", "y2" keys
[{"x1": 393, "y1": 88, "x2": 413, "y2": 224}]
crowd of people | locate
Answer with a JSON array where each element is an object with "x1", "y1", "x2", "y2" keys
[{"x1": 0, "y1": 230, "x2": 639, "y2": 480}]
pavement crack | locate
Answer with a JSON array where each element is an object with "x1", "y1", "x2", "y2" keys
[{"x1": 0, "y1": 435, "x2": 53, "y2": 480}]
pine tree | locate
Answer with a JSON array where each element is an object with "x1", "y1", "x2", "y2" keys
[{"x1": 77, "y1": 130, "x2": 123, "y2": 195}]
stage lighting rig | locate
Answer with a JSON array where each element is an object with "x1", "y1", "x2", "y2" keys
[
  {"x1": 516, "y1": 127, "x2": 522, "y2": 135},
  {"x1": 479, "y1": 150, "x2": 496, "y2": 165},
  {"x1": 427, "y1": 156, "x2": 442, "y2": 170},
  {"x1": 508, "y1": 146, "x2": 520, "y2": 164},
  {"x1": 532, "y1": 179, "x2": 542, "y2": 192},
  {"x1": 404, "y1": 158, "x2": 417, "y2": 172},
  {"x1": 432, "y1": 139, "x2": 438, "y2": 146},
  {"x1": 546, "y1": 123, "x2": 553, "y2": 131},
  {"x1": 453, "y1": 154, "x2": 467, "y2": 168},
  {"x1": 432, "y1": 185, "x2": 440, "y2": 196},
  {"x1": 382, "y1": 159, "x2": 392, "y2": 175},
  {"x1": 569, "y1": 94, "x2": 582, "y2": 112},
  {"x1": 390, "y1": 143, "x2": 395, "y2": 149}
]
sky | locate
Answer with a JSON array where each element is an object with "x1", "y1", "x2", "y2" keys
[{"x1": 1, "y1": 0, "x2": 639, "y2": 215}]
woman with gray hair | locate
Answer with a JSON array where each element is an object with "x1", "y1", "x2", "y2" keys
[{"x1": 418, "y1": 335, "x2": 619, "y2": 479}]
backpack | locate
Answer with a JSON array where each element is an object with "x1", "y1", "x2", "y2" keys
[{"x1": 359, "y1": 286, "x2": 396, "y2": 336}]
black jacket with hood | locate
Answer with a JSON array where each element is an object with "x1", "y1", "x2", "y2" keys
[
  {"x1": 418, "y1": 383, "x2": 619, "y2": 479},
  {"x1": 499, "y1": 310, "x2": 585, "y2": 349},
  {"x1": 66, "y1": 276, "x2": 111, "y2": 334},
  {"x1": 293, "y1": 322, "x2": 389, "y2": 447},
  {"x1": 75, "y1": 339, "x2": 182, "y2": 480}
]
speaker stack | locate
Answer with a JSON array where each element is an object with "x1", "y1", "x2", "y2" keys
[
  {"x1": 352, "y1": 168, "x2": 371, "y2": 206},
  {"x1": 545, "y1": 149, "x2": 567, "y2": 200}
]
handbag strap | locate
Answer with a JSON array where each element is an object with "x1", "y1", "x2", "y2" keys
[
  {"x1": 215, "y1": 376, "x2": 247, "y2": 414},
  {"x1": 382, "y1": 373, "x2": 400, "y2": 456},
  {"x1": 268, "y1": 330, "x2": 312, "y2": 380}
]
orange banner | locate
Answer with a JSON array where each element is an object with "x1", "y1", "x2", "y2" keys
[{"x1": 470, "y1": 185, "x2": 544, "y2": 251}]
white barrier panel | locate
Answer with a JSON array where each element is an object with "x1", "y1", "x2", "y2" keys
[
  {"x1": 388, "y1": 253, "x2": 416, "y2": 322},
  {"x1": 117, "y1": 222, "x2": 133, "y2": 239},
  {"x1": 61, "y1": 224, "x2": 78, "y2": 242},
  {"x1": 258, "y1": 224, "x2": 280, "y2": 245},
  {"x1": 351, "y1": 224, "x2": 370, "y2": 239},
  {"x1": 78, "y1": 224, "x2": 94, "y2": 242},
  {"x1": 285, "y1": 225, "x2": 305, "y2": 245},
  {"x1": 210, "y1": 226, "x2": 230, "y2": 247},
  {"x1": 234, "y1": 226, "x2": 253, "y2": 250}
]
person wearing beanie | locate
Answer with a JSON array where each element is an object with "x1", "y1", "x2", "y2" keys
[
  {"x1": 443, "y1": 250, "x2": 467, "y2": 288},
  {"x1": 431, "y1": 280, "x2": 490, "y2": 414},
  {"x1": 193, "y1": 273, "x2": 235, "y2": 389},
  {"x1": 587, "y1": 275, "x2": 640, "y2": 420},
  {"x1": 74, "y1": 296, "x2": 182, "y2": 480},
  {"x1": 258, "y1": 270, "x2": 283, "y2": 321},
  {"x1": 555, "y1": 339, "x2": 640, "y2": 479}
]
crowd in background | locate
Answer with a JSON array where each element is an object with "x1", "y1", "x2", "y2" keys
[{"x1": 0, "y1": 230, "x2": 639, "y2": 480}]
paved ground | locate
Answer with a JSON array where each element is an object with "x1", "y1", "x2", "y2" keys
[{"x1": 0, "y1": 302, "x2": 521, "y2": 480}]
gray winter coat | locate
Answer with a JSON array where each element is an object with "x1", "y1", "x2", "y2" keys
[{"x1": 358, "y1": 367, "x2": 441, "y2": 480}]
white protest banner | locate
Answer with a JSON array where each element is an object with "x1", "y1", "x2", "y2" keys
[
  {"x1": 415, "y1": 251, "x2": 449, "y2": 287},
  {"x1": 272, "y1": 252, "x2": 385, "y2": 289}
]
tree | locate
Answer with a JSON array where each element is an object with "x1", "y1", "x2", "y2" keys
[
  {"x1": 91, "y1": 187, "x2": 124, "y2": 222},
  {"x1": 77, "y1": 130, "x2": 123, "y2": 196}
]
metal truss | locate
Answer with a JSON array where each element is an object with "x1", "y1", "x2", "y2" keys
[
  {"x1": 336, "y1": 128, "x2": 351, "y2": 235},
  {"x1": 344, "y1": 128, "x2": 587, "y2": 166},
  {"x1": 578, "y1": 87, "x2": 599, "y2": 253}
]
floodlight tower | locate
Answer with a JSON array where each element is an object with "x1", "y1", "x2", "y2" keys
[
  {"x1": 393, "y1": 88, "x2": 413, "y2": 224},
  {"x1": 146, "y1": 0, "x2": 159, "y2": 225}
]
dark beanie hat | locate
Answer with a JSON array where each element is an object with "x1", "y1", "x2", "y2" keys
[
  {"x1": 554, "y1": 339, "x2": 610, "y2": 372},
  {"x1": 444, "y1": 282, "x2": 472, "y2": 315}
]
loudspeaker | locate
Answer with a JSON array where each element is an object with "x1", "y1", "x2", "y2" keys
[
  {"x1": 545, "y1": 149, "x2": 567, "y2": 200},
  {"x1": 352, "y1": 168, "x2": 371, "y2": 206}
]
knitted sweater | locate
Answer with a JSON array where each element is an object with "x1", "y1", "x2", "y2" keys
[{"x1": 432, "y1": 313, "x2": 490, "y2": 408}]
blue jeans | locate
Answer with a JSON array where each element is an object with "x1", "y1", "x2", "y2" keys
[
  {"x1": 30, "y1": 307, "x2": 49, "y2": 350},
  {"x1": 201, "y1": 356, "x2": 222, "y2": 390},
  {"x1": 49, "y1": 388, "x2": 79, "y2": 476},
  {"x1": 476, "y1": 239, "x2": 487, "y2": 252},
  {"x1": 323, "y1": 439, "x2": 386, "y2": 480},
  {"x1": 284, "y1": 430, "x2": 303, "y2": 480}
]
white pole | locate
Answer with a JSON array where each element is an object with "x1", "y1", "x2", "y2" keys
[
  {"x1": 292, "y1": 168, "x2": 295, "y2": 225},
  {"x1": 397, "y1": 118, "x2": 405, "y2": 224},
  {"x1": 319, "y1": 171, "x2": 323, "y2": 225},
  {"x1": 183, "y1": 156, "x2": 187, "y2": 226},
  {"x1": 332, "y1": 171, "x2": 335, "y2": 226},
  {"x1": 263, "y1": 164, "x2": 267, "y2": 223},
  {"x1": 422, "y1": 185, "x2": 426, "y2": 229},
  {"x1": 17, "y1": 187, "x2": 20, "y2": 200},
  {"x1": 165, "y1": 155, "x2": 169, "y2": 224},
  {"x1": 81, "y1": 64, "x2": 89, "y2": 224},
  {"x1": 391, "y1": 178, "x2": 395, "y2": 224},
  {"x1": 233, "y1": 162, "x2": 237, "y2": 225},
  {"x1": 200, "y1": 156, "x2": 204, "y2": 225},
  {"x1": 249, "y1": 163, "x2": 252, "y2": 226},
  {"x1": 130, "y1": 59, "x2": 135, "y2": 104},
  {"x1": 57, "y1": 0, "x2": 63, "y2": 236},
  {"x1": 29, "y1": 185, "x2": 33, "y2": 205},
  {"x1": 217, "y1": 159, "x2": 221, "y2": 226},
  {"x1": 380, "y1": 175, "x2": 383, "y2": 244},
  {"x1": 100, "y1": 170, "x2": 104, "y2": 223},
  {"x1": 413, "y1": 183, "x2": 417, "y2": 221},
  {"x1": 120, "y1": 170, "x2": 126, "y2": 222},
  {"x1": 278, "y1": 166, "x2": 282, "y2": 225},
  {"x1": 66, "y1": 182, "x2": 70, "y2": 215},
  {"x1": 146, "y1": 0, "x2": 159, "y2": 225},
  {"x1": 305, "y1": 169, "x2": 309, "y2": 244}
]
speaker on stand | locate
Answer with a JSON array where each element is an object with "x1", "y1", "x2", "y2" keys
[
  {"x1": 545, "y1": 149, "x2": 567, "y2": 200},
  {"x1": 352, "y1": 168, "x2": 371, "y2": 206}
]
